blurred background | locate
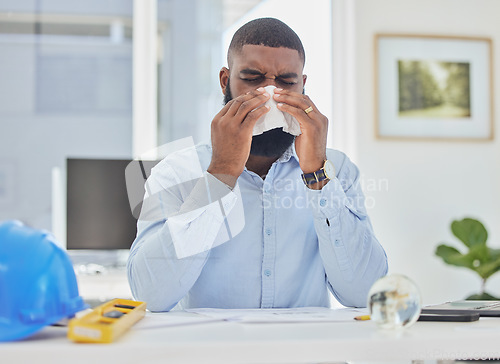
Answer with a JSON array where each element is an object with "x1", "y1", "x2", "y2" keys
[{"x1": 0, "y1": 0, "x2": 498, "y2": 305}]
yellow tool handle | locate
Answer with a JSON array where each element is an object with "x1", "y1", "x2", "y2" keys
[{"x1": 68, "y1": 298, "x2": 146, "y2": 343}]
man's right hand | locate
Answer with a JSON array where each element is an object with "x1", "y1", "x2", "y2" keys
[{"x1": 207, "y1": 87, "x2": 270, "y2": 188}]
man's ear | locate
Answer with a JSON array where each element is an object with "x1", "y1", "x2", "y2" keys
[
  {"x1": 302, "y1": 74, "x2": 307, "y2": 87},
  {"x1": 220, "y1": 67, "x2": 230, "y2": 95}
]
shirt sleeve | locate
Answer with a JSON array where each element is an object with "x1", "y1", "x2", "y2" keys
[
  {"x1": 306, "y1": 152, "x2": 388, "y2": 307},
  {"x1": 127, "y1": 165, "x2": 239, "y2": 312}
]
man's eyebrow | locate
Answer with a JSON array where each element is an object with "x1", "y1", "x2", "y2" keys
[
  {"x1": 239, "y1": 68, "x2": 265, "y2": 76},
  {"x1": 239, "y1": 69, "x2": 299, "y2": 79},
  {"x1": 276, "y1": 72, "x2": 298, "y2": 79}
]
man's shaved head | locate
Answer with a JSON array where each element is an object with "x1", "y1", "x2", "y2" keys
[{"x1": 227, "y1": 18, "x2": 305, "y2": 68}]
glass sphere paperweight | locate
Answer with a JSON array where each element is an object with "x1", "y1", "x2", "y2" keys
[{"x1": 368, "y1": 274, "x2": 422, "y2": 330}]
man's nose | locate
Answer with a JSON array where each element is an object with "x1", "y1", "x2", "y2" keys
[{"x1": 263, "y1": 77, "x2": 277, "y2": 87}]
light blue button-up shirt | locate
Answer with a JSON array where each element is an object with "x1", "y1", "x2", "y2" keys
[{"x1": 127, "y1": 143, "x2": 387, "y2": 312}]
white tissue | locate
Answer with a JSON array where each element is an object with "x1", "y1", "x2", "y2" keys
[{"x1": 253, "y1": 85, "x2": 301, "y2": 136}]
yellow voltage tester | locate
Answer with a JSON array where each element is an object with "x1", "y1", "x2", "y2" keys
[{"x1": 68, "y1": 298, "x2": 146, "y2": 343}]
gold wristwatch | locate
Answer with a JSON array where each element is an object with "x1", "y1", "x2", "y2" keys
[{"x1": 301, "y1": 160, "x2": 335, "y2": 186}]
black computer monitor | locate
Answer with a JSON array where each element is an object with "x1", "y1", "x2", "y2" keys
[{"x1": 66, "y1": 158, "x2": 138, "y2": 250}]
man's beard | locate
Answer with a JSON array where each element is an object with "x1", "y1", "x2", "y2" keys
[{"x1": 224, "y1": 80, "x2": 295, "y2": 158}]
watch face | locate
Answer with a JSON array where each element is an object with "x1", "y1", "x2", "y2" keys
[{"x1": 324, "y1": 160, "x2": 335, "y2": 179}]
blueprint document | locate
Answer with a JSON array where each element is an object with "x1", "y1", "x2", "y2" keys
[
  {"x1": 186, "y1": 307, "x2": 368, "y2": 323},
  {"x1": 133, "y1": 311, "x2": 221, "y2": 330}
]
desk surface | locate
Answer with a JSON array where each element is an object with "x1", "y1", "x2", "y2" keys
[{"x1": 2, "y1": 311, "x2": 500, "y2": 364}]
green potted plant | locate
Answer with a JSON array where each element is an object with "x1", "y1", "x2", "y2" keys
[{"x1": 435, "y1": 217, "x2": 500, "y2": 300}]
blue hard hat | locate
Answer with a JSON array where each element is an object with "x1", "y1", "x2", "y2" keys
[{"x1": 0, "y1": 220, "x2": 88, "y2": 342}]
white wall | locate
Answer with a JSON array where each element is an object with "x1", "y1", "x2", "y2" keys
[
  {"x1": 0, "y1": 35, "x2": 133, "y2": 230},
  {"x1": 159, "y1": 0, "x2": 225, "y2": 146},
  {"x1": 353, "y1": 0, "x2": 500, "y2": 304}
]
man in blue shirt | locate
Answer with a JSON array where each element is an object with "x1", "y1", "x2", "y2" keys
[{"x1": 127, "y1": 18, "x2": 387, "y2": 312}]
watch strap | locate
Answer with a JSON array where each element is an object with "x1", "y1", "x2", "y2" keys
[{"x1": 301, "y1": 165, "x2": 329, "y2": 185}]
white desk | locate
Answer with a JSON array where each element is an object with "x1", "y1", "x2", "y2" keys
[{"x1": 2, "y1": 311, "x2": 500, "y2": 364}]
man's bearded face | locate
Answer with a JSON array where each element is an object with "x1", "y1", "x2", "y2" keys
[{"x1": 224, "y1": 79, "x2": 295, "y2": 158}]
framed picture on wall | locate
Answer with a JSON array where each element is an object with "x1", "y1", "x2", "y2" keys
[{"x1": 375, "y1": 34, "x2": 494, "y2": 141}]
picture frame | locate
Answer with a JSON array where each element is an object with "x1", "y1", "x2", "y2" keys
[{"x1": 374, "y1": 34, "x2": 494, "y2": 141}]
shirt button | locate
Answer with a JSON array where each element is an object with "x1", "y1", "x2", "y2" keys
[
  {"x1": 265, "y1": 228, "x2": 272, "y2": 235},
  {"x1": 263, "y1": 186, "x2": 270, "y2": 194},
  {"x1": 264, "y1": 269, "x2": 272, "y2": 277},
  {"x1": 320, "y1": 198, "x2": 327, "y2": 207},
  {"x1": 335, "y1": 239, "x2": 341, "y2": 247}
]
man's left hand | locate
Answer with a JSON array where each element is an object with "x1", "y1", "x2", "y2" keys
[{"x1": 274, "y1": 88, "x2": 329, "y2": 188}]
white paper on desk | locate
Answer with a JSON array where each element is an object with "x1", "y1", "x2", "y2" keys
[
  {"x1": 133, "y1": 312, "x2": 222, "y2": 330},
  {"x1": 186, "y1": 307, "x2": 367, "y2": 323}
]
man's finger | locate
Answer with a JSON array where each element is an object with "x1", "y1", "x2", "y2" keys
[
  {"x1": 215, "y1": 99, "x2": 235, "y2": 118},
  {"x1": 276, "y1": 102, "x2": 320, "y2": 128},
  {"x1": 274, "y1": 93, "x2": 316, "y2": 114},
  {"x1": 234, "y1": 93, "x2": 270, "y2": 120},
  {"x1": 241, "y1": 104, "x2": 270, "y2": 131},
  {"x1": 226, "y1": 88, "x2": 268, "y2": 117}
]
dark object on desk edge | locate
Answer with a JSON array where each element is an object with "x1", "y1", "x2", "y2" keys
[
  {"x1": 421, "y1": 300, "x2": 500, "y2": 317},
  {"x1": 418, "y1": 313, "x2": 480, "y2": 322}
]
